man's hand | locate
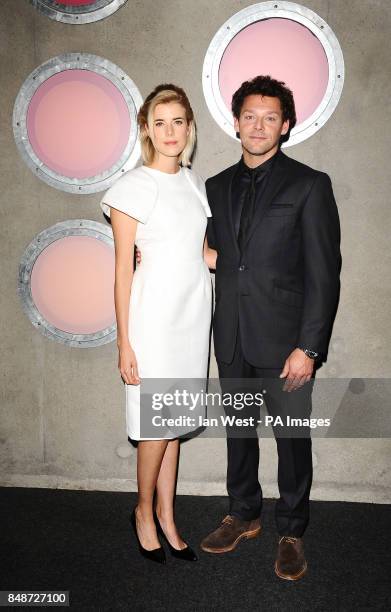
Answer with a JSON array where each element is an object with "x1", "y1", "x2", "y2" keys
[
  {"x1": 135, "y1": 247, "x2": 141, "y2": 264},
  {"x1": 279, "y1": 348, "x2": 314, "y2": 392}
]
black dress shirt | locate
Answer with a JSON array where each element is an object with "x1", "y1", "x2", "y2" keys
[{"x1": 232, "y1": 152, "x2": 277, "y2": 251}]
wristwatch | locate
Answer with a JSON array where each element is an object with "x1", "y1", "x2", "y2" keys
[{"x1": 298, "y1": 348, "x2": 319, "y2": 359}]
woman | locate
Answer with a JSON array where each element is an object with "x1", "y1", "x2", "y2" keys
[{"x1": 100, "y1": 84, "x2": 217, "y2": 564}]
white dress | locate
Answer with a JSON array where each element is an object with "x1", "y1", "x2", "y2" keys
[{"x1": 100, "y1": 165, "x2": 212, "y2": 440}]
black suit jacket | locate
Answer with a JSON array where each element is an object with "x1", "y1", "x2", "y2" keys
[{"x1": 206, "y1": 149, "x2": 341, "y2": 368}]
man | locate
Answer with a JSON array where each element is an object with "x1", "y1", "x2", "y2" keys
[{"x1": 200, "y1": 75, "x2": 341, "y2": 581}]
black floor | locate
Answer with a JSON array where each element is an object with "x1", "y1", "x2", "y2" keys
[{"x1": 1, "y1": 487, "x2": 390, "y2": 611}]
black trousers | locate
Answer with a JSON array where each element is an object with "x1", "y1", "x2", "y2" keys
[{"x1": 217, "y1": 326, "x2": 314, "y2": 537}]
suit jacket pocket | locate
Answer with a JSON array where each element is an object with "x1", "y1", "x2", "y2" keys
[
  {"x1": 273, "y1": 284, "x2": 303, "y2": 308},
  {"x1": 270, "y1": 202, "x2": 294, "y2": 207},
  {"x1": 265, "y1": 204, "x2": 296, "y2": 217}
]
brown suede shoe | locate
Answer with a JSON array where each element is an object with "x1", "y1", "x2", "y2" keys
[
  {"x1": 200, "y1": 515, "x2": 261, "y2": 553},
  {"x1": 274, "y1": 536, "x2": 307, "y2": 581}
]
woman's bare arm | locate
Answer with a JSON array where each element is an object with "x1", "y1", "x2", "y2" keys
[
  {"x1": 110, "y1": 208, "x2": 140, "y2": 385},
  {"x1": 203, "y1": 236, "x2": 217, "y2": 270}
]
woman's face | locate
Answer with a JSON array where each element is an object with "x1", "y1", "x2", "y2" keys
[{"x1": 147, "y1": 101, "x2": 190, "y2": 161}]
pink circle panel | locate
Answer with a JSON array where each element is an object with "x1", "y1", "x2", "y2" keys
[
  {"x1": 59, "y1": 1, "x2": 97, "y2": 5},
  {"x1": 218, "y1": 18, "x2": 329, "y2": 125},
  {"x1": 27, "y1": 70, "x2": 131, "y2": 179},
  {"x1": 30, "y1": 236, "x2": 115, "y2": 334}
]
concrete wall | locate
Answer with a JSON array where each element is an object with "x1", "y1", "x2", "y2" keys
[{"x1": 1, "y1": 0, "x2": 390, "y2": 503}]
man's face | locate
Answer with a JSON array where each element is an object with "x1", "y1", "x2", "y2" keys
[{"x1": 234, "y1": 95, "x2": 289, "y2": 158}]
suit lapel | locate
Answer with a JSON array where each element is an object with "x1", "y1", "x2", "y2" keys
[
  {"x1": 244, "y1": 150, "x2": 289, "y2": 249},
  {"x1": 223, "y1": 162, "x2": 241, "y2": 257}
]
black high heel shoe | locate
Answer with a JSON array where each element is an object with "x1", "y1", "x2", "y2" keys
[
  {"x1": 130, "y1": 508, "x2": 166, "y2": 565},
  {"x1": 154, "y1": 512, "x2": 198, "y2": 562}
]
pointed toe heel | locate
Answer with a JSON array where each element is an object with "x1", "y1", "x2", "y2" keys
[
  {"x1": 169, "y1": 543, "x2": 198, "y2": 562},
  {"x1": 154, "y1": 512, "x2": 198, "y2": 562},
  {"x1": 130, "y1": 509, "x2": 166, "y2": 565}
]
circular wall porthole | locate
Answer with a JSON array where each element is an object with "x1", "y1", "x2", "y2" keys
[
  {"x1": 13, "y1": 53, "x2": 142, "y2": 193},
  {"x1": 30, "y1": 0, "x2": 128, "y2": 24},
  {"x1": 18, "y1": 220, "x2": 117, "y2": 347},
  {"x1": 202, "y1": 1, "x2": 344, "y2": 146}
]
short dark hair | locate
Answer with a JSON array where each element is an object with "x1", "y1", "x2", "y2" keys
[{"x1": 231, "y1": 75, "x2": 297, "y2": 144}]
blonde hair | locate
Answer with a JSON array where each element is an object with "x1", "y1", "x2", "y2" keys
[{"x1": 137, "y1": 84, "x2": 196, "y2": 167}]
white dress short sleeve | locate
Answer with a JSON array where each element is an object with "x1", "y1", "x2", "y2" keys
[
  {"x1": 182, "y1": 167, "x2": 212, "y2": 218},
  {"x1": 99, "y1": 166, "x2": 158, "y2": 224}
]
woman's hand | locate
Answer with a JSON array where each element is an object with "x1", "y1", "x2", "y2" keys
[
  {"x1": 203, "y1": 237, "x2": 217, "y2": 270},
  {"x1": 118, "y1": 343, "x2": 140, "y2": 385}
]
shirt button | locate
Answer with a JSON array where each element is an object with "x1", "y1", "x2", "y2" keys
[{"x1": 239, "y1": 265, "x2": 246, "y2": 271}]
